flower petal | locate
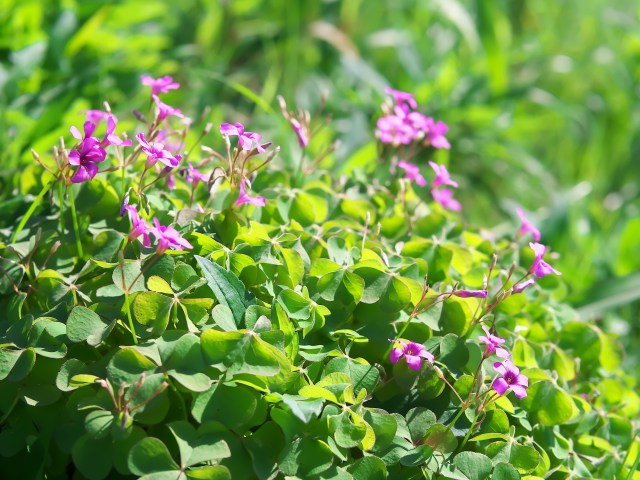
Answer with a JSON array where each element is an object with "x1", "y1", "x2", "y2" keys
[{"x1": 492, "y1": 377, "x2": 509, "y2": 395}]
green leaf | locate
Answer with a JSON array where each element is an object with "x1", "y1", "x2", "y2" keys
[
  {"x1": 167, "y1": 421, "x2": 231, "y2": 468},
  {"x1": 486, "y1": 442, "x2": 540, "y2": 474},
  {"x1": 84, "y1": 410, "x2": 114, "y2": 439},
  {"x1": 185, "y1": 466, "x2": 231, "y2": 480},
  {"x1": 491, "y1": 462, "x2": 521, "y2": 480},
  {"x1": 56, "y1": 358, "x2": 88, "y2": 391},
  {"x1": 244, "y1": 421, "x2": 285, "y2": 479},
  {"x1": 107, "y1": 347, "x2": 156, "y2": 386},
  {"x1": 277, "y1": 288, "x2": 311, "y2": 320},
  {"x1": 399, "y1": 445, "x2": 433, "y2": 467},
  {"x1": 195, "y1": 255, "x2": 255, "y2": 327},
  {"x1": 67, "y1": 306, "x2": 113, "y2": 345},
  {"x1": 278, "y1": 437, "x2": 334, "y2": 477},
  {"x1": 329, "y1": 410, "x2": 367, "y2": 448},
  {"x1": 72, "y1": 435, "x2": 113, "y2": 480},
  {"x1": 521, "y1": 381, "x2": 578, "y2": 426},
  {"x1": 423, "y1": 424, "x2": 458, "y2": 453},
  {"x1": 453, "y1": 451, "x2": 492, "y2": 480},
  {"x1": 275, "y1": 394, "x2": 324, "y2": 423},
  {"x1": 405, "y1": 407, "x2": 437, "y2": 443},
  {"x1": 345, "y1": 456, "x2": 387, "y2": 480},
  {"x1": 439, "y1": 334, "x2": 470, "y2": 371},
  {"x1": 128, "y1": 437, "x2": 179, "y2": 476},
  {"x1": 363, "y1": 409, "x2": 397, "y2": 452},
  {"x1": 211, "y1": 304, "x2": 237, "y2": 331},
  {"x1": 112, "y1": 262, "x2": 145, "y2": 293},
  {"x1": 0, "y1": 348, "x2": 35, "y2": 381},
  {"x1": 191, "y1": 383, "x2": 258, "y2": 430},
  {"x1": 201, "y1": 329, "x2": 281, "y2": 377}
]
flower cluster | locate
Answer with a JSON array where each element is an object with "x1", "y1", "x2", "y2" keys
[
  {"x1": 376, "y1": 87, "x2": 450, "y2": 148},
  {"x1": 122, "y1": 206, "x2": 193, "y2": 254}
]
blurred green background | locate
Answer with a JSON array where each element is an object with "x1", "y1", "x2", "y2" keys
[{"x1": 1, "y1": 0, "x2": 639, "y2": 366}]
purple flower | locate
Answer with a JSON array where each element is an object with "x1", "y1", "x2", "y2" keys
[
  {"x1": 136, "y1": 133, "x2": 182, "y2": 168},
  {"x1": 388, "y1": 339, "x2": 434, "y2": 371},
  {"x1": 68, "y1": 122, "x2": 107, "y2": 183},
  {"x1": 166, "y1": 173, "x2": 176, "y2": 190},
  {"x1": 428, "y1": 161, "x2": 458, "y2": 189},
  {"x1": 492, "y1": 360, "x2": 528, "y2": 398},
  {"x1": 376, "y1": 115, "x2": 415, "y2": 145},
  {"x1": 290, "y1": 118, "x2": 309, "y2": 148},
  {"x1": 235, "y1": 180, "x2": 266, "y2": 207},
  {"x1": 85, "y1": 109, "x2": 110, "y2": 125},
  {"x1": 478, "y1": 325, "x2": 510, "y2": 359},
  {"x1": 277, "y1": 96, "x2": 310, "y2": 148},
  {"x1": 101, "y1": 115, "x2": 132, "y2": 147},
  {"x1": 516, "y1": 208, "x2": 541, "y2": 241},
  {"x1": 453, "y1": 289, "x2": 488, "y2": 298},
  {"x1": 529, "y1": 242, "x2": 561, "y2": 278},
  {"x1": 182, "y1": 162, "x2": 210, "y2": 186},
  {"x1": 431, "y1": 188, "x2": 461, "y2": 211},
  {"x1": 124, "y1": 206, "x2": 151, "y2": 247},
  {"x1": 220, "y1": 122, "x2": 266, "y2": 153},
  {"x1": 153, "y1": 95, "x2": 184, "y2": 122},
  {"x1": 149, "y1": 218, "x2": 193, "y2": 254},
  {"x1": 426, "y1": 120, "x2": 450, "y2": 149},
  {"x1": 141, "y1": 75, "x2": 180, "y2": 95},
  {"x1": 397, "y1": 161, "x2": 427, "y2": 187},
  {"x1": 512, "y1": 278, "x2": 535, "y2": 294},
  {"x1": 384, "y1": 87, "x2": 418, "y2": 110}
]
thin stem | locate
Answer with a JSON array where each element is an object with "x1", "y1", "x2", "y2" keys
[
  {"x1": 67, "y1": 184, "x2": 84, "y2": 259},
  {"x1": 12, "y1": 178, "x2": 56, "y2": 243},
  {"x1": 124, "y1": 291, "x2": 138, "y2": 345},
  {"x1": 459, "y1": 412, "x2": 481, "y2": 451}
]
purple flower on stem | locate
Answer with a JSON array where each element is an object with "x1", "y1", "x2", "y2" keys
[
  {"x1": 220, "y1": 122, "x2": 266, "y2": 153},
  {"x1": 492, "y1": 360, "x2": 529, "y2": 398},
  {"x1": 141, "y1": 75, "x2": 180, "y2": 95},
  {"x1": 431, "y1": 188, "x2": 461, "y2": 212},
  {"x1": 376, "y1": 115, "x2": 415, "y2": 145},
  {"x1": 453, "y1": 289, "x2": 488, "y2": 298},
  {"x1": 426, "y1": 120, "x2": 450, "y2": 149},
  {"x1": 124, "y1": 206, "x2": 151, "y2": 247},
  {"x1": 388, "y1": 339, "x2": 434, "y2": 371},
  {"x1": 428, "y1": 161, "x2": 458, "y2": 189},
  {"x1": 153, "y1": 95, "x2": 184, "y2": 122},
  {"x1": 516, "y1": 208, "x2": 541, "y2": 241},
  {"x1": 479, "y1": 325, "x2": 510, "y2": 359},
  {"x1": 101, "y1": 115, "x2": 132, "y2": 147},
  {"x1": 69, "y1": 122, "x2": 107, "y2": 183},
  {"x1": 182, "y1": 163, "x2": 210, "y2": 186},
  {"x1": 235, "y1": 180, "x2": 266, "y2": 207},
  {"x1": 136, "y1": 133, "x2": 182, "y2": 168},
  {"x1": 529, "y1": 242, "x2": 561, "y2": 278},
  {"x1": 384, "y1": 87, "x2": 418, "y2": 109},
  {"x1": 149, "y1": 218, "x2": 193, "y2": 254},
  {"x1": 512, "y1": 278, "x2": 536, "y2": 294},
  {"x1": 397, "y1": 160, "x2": 427, "y2": 187}
]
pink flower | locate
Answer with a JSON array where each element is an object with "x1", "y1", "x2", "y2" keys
[
  {"x1": 478, "y1": 325, "x2": 510, "y2": 359},
  {"x1": 388, "y1": 339, "x2": 434, "y2": 371},
  {"x1": 220, "y1": 122, "x2": 266, "y2": 153},
  {"x1": 376, "y1": 115, "x2": 415, "y2": 145},
  {"x1": 529, "y1": 242, "x2": 561, "y2": 278},
  {"x1": 153, "y1": 95, "x2": 184, "y2": 122},
  {"x1": 149, "y1": 218, "x2": 193, "y2": 254},
  {"x1": 428, "y1": 161, "x2": 458, "y2": 189},
  {"x1": 426, "y1": 120, "x2": 450, "y2": 149},
  {"x1": 68, "y1": 122, "x2": 107, "y2": 183},
  {"x1": 397, "y1": 161, "x2": 427, "y2": 187},
  {"x1": 182, "y1": 163, "x2": 210, "y2": 186},
  {"x1": 235, "y1": 180, "x2": 266, "y2": 207},
  {"x1": 141, "y1": 75, "x2": 180, "y2": 95},
  {"x1": 136, "y1": 133, "x2": 182, "y2": 168},
  {"x1": 85, "y1": 109, "x2": 110, "y2": 125},
  {"x1": 453, "y1": 289, "x2": 488, "y2": 298},
  {"x1": 101, "y1": 115, "x2": 132, "y2": 147},
  {"x1": 516, "y1": 208, "x2": 541, "y2": 241},
  {"x1": 492, "y1": 360, "x2": 528, "y2": 398},
  {"x1": 166, "y1": 173, "x2": 176, "y2": 190},
  {"x1": 431, "y1": 188, "x2": 461, "y2": 211},
  {"x1": 512, "y1": 278, "x2": 535, "y2": 294},
  {"x1": 384, "y1": 87, "x2": 418, "y2": 110},
  {"x1": 124, "y1": 206, "x2": 151, "y2": 247}
]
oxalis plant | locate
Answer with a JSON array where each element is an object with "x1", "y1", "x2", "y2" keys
[{"x1": 0, "y1": 78, "x2": 638, "y2": 480}]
